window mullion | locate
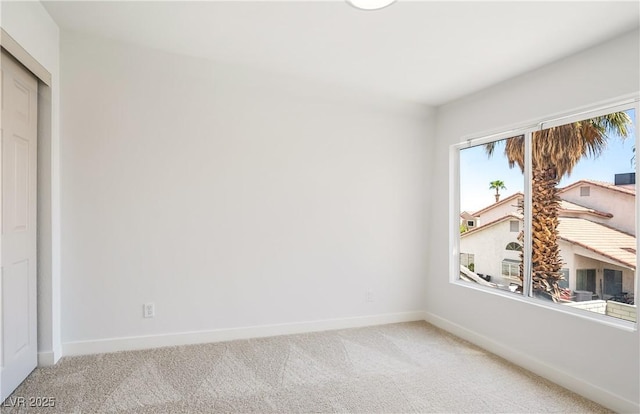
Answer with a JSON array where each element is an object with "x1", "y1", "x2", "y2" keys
[{"x1": 523, "y1": 131, "x2": 533, "y2": 298}]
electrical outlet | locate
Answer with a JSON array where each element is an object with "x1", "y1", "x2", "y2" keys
[
  {"x1": 143, "y1": 303, "x2": 155, "y2": 318},
  {"x1": 366, "y1": 288, "x2": 374, "y2": 303}
]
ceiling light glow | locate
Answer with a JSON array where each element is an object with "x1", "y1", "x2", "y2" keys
[{"x1": 347, "y1": 0, "x2": 397, "y2": 11}]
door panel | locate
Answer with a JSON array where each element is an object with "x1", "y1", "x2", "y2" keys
[
  {"x1": 4, "y1": 260, "x2": 30, "y2": 356},
  {"x1": 0, "y1": 50, "x2": 38, "y2": 401},
  {"x1": 10, "y1": 135, "x2": 30, "y2": 231}
]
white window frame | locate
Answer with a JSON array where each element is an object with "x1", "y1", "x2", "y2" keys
[
  {"x1": 460, "y1": 252, "x2": 475, "y2": 267},
  {"x1": 450, "y1": 96, "x2": 639, "y2": 331},
  {"x1": 501, "y1": 260, "x2": 520, "y2": 277},
  {"x1": 505, "y1": 242, "x2": 522, "y2": 251}
]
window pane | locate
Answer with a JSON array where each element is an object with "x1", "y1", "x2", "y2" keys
[
  {"x1": 532, "y1": 109, "x2": 636, "y2": 322},
  {"x1": 603, "y1": 269, "x2": 623, "y2": 297},
  {"x1": 459, "y1": 136, "x2": 524, "y2": 293},
  {"x1": 506, "y1": 242, "x2": 522, "y2": 251}
]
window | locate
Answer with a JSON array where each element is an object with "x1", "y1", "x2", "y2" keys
[
  {"x1": 603, "y1": 269, "x2": 623, "y2": 297},
  {"x1": 466, "y1": 220, "x2": 475, "y2": 228},
  {"x1": 459, "y1": 135, "x2": 524, "y2": 295},
  {"x1": 505, "y1": 242, "x2": 522, "y2": 251},
  {"x1": 502, "y1": 260, "x2": 520, "y2": 278},
  {"x1": 460, "y1": 253, "x2": 475, "y2": 270},
  {"x1": 456, "y1": 103, "x2": 637, "y2": 325},
  {"x1": 576, "y1": 269, "x2": 596, "y2": 293}
]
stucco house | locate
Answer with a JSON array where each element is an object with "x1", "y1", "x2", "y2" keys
[{"x1": 460, "y1": 175, "x2": 636, "y2": 301}]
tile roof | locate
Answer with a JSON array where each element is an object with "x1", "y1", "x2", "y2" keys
[
  {"x1": 460, "y1": 211, "x2": 476, "y2": 220},
  {"x1": 460, "y1": 213, "x2": 522, "y2": 237},
  {"x1": 471, "y1": 192, "x2": 523, "y2": 217},
  {"x1": 558, "y1": 217, "x2": 636, "y2": 269},
  {"x1": 558, "y1": 200, "x2": 613, "y2": 218}
]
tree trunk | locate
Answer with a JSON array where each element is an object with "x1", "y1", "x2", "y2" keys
[{"x1": 530, "y1": 166, "x2": 563, "y2": 301}]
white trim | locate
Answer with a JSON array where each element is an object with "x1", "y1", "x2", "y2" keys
[
  {"x1": 449, "y1": 144, "x2": 460, "y2": 283},
  {"x1": 62, "y1": 311, "x2": 427, "y2": 356},
  {"x1": 523, "y1": 130, "x2": 532, "y2": 298},
  {"x1": 453, "y1": 94, "x2": 639, "y2": 149},
  {"x1": 452, "y1": 278, "x2": 636, "y2": 331},
  {"x1": 37, "y1": 352, "x2": 56, "y2": 367},
  {"x1": 540, "y1": 99, "x2": 638, "y2": 130},
  {"x1": 635, "y1": 99, "x2": 639, "y2": 326},
  {"x1": 454, "y1": 126, "x2": 531, "y2": 150},
  {"x1": 424, "y1": 311, "x2": 639, "y2": 414},
  {"x1": 0, "y1": 29, "x2": 51, "y2": 86}
]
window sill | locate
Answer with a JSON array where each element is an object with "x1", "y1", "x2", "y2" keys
[{"x1": 451, "y1": 278, "x2": 637, "y2": 332}]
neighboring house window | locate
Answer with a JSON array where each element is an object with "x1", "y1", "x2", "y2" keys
[
  {"x1": 509, "y1": 221, "x2": 519, "y2": 232},
  {"x1": 580, "y1": 186, "x2": 590, "y2": 196},
  {"x1": 460, "y1": 253, "x2": 475, "y2": 268},
  {"x1": 505, "y1": 242, "x2": 522, "y2": 251},
  {"x1": 466, "y1": 220, "x2": 475, "y2": 228},
  {"x1": 501, "y1": 259, "x2": 520, "y2": 278},
  {"x1": 603, "y1": 269, "x2": 623, "y2": 297},
  {"x1": 576, "y1": 269, "x2": 596, "y2": 293},
  {"x1": 559, "y1": 268, "x2": 569, "y2": 289}
]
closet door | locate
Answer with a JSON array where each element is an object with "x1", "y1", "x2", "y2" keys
[{"x1": 0, "y1": 49, "x2": 38, "y2": 401}]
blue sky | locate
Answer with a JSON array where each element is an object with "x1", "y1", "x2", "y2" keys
[{"x1": 460, "y1": 109, "x2": 636, "y2": 213}]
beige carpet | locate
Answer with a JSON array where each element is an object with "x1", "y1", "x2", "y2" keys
[{"x1": 2, "y1": 321, "x2": 610, "y2": 413}]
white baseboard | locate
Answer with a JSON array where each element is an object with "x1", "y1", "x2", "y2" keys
[
  {"x1": 63, "y1": 310, "x2": 427, "y2": 357},
  {"x1": 37, "y1": 351, "x2": 56, "y2": 367},
  {"x1": 424, "y1": 311, "x2": 639, "y2": 414}
]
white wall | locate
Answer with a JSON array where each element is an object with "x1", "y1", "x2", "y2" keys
[
  {"x1": 475, "y1": 193, "x2": 523, "y2": 227},
  {"x1": 428, "y1": 29, "x2": 639, "y2": 412},
  {"x1": 560, "y1": 185, "x2": 635, "y2": 235},
  {"x1": 0, "y1": 1, "x2": 61, "y2": 366},
  {"x1": 459, "y1": 219, "x2": 521, "y2": 286},
  {"x1": 60, "y1": 32, "x2": 433, "y2": 351}
]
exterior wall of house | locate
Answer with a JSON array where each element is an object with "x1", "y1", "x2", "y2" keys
[
  {"x1": 463, "y1": 223, "x2": 635, "y2": 296},
  {"x1": 474, "y1": 194, "x2": 523, "y2": 227},
  {"x1": 560, "y1": 185, "x2": 635, "y2": 235},
  {"x1": 560, "y1": 242, "x2": 635, "y2": 298},
  {"x1": 460, "y1": 220, "x2": 521, "y2": 286},
  {"x1": 558, "y1": 240, "x2": 577, "y2": 290},
  {"x1": 459, "y1": 212, "x2": 477, "y2": 229}
]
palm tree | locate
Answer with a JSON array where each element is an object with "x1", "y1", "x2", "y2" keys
[
  {"x1": 485, "y1": 112, "x2": 631, "y2": 301},
  {"x1": 489, "y1": 180, "x2": 507, "y2": 203}
]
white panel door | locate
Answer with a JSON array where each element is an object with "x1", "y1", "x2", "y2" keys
[{"x1": 0, "y1": 50, "x2": 38, "y2": 401}]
